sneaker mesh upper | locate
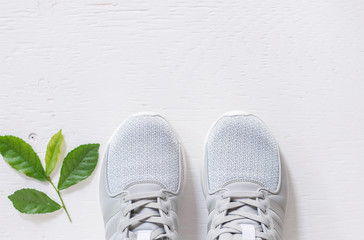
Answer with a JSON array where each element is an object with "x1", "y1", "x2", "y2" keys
[
  {"x1": 107, "y1": 115, "x2": 180, "y2": 194},
  {"x1": 206, "y1": 114, "x2": 280, "y2": 192}
]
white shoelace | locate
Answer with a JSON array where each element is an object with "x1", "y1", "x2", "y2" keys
[
  {"x1": 121, "y1": 191, "x2": 177, "y2": 240},
  {"x1": 207, "y1": 191, "x2": 272, "y2": 240}
]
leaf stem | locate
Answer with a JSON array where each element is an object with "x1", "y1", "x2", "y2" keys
[{"x1": 48, "y1": 177, "x2": 72, "y2": 222}]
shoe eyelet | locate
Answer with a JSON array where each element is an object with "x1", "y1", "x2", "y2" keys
[
  {"x1": 163, "y1": 207, "x2": 170, "y2": 215},
  {"x1": 262, "y1": 193, "x2": 267, "y2": 200},
  {"x1": 161, "y1": 194, "x2": 167, "y2": 201}
]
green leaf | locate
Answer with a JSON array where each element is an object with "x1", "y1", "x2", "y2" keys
[
  {"x1": 58, "y1": 144, "x2": 100, "y2": 190},
  {"x1": 8, "y1": 188, "x2": 61, "y2": 214},
  {"x1": 0, "y1": 136, "x2": 47, "y2": 181},
  {"x1": 45, "y1": 130, "x2": 64, "y2": 176}
]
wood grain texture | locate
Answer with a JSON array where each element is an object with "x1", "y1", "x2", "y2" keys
[{"x1": 1, "y1": 0, "x2": 364, "y2": 239}]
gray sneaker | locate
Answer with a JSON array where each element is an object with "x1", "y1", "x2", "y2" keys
[
  {"x1": 100, "y1": 113, "x2": 184, "y2": 240},
  {"x1": 202, "y1": 111, "x2": 288, "y2": 240}
]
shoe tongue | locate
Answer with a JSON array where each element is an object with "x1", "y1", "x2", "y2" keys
[
  {"x1": 126, "y1": 184, "x2": 165, "y2": 236},
  {"x1": 126, "y1": 183, "x2": 163, "y2": 193},
  {"x1": 219, "y1": 182, "x2": 263, "y2": 240},
  {"x1": 225, "y1": 182, "x2": 262, "y2": 191}
]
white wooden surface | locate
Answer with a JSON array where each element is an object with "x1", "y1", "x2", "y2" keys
[{"x1": 1, "y1": 1, "x2": 364, "y2": 239}]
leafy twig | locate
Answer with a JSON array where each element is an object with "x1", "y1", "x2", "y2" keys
[{"x1": 0, "y1": 131, "x2": 100, "y2": 222}]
